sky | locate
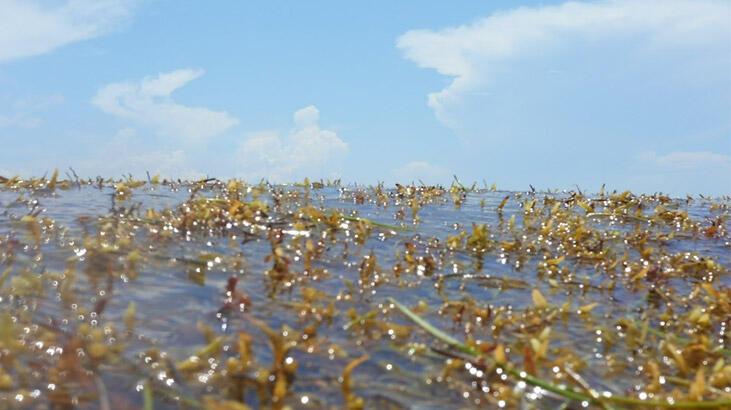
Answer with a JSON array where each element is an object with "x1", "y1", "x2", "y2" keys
[{"x1": 0, "y1": 0, "x2": 729, "y2": 195}]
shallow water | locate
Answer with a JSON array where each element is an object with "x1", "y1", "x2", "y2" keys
[{"x1": 0, "y1": 180, "x2": 729, "y2": 409}]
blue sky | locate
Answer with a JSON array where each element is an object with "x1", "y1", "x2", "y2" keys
[{"x1": 1, "y1": 0, "x2": 729, "y2": 195}]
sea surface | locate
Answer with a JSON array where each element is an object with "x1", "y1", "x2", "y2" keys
[{"x1": 0, "y1": 181, "x2": 729, "y2": 409}]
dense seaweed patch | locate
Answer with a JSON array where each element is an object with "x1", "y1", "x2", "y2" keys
[{"x1": 0, "y1": 173, "x2": 729, "y2": 409}]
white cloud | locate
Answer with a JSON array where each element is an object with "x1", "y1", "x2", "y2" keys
[
  {"x1": 92, "y1": 69, "x2": 239, "y2": 143},
  {"x1": 642, "y1": 151, "x2": 731, "y2": 171},
  {"x1": 79, "y1": 127, "x2": 203, "y2": 179},
  {"x1": 397, "y1": 0, "x2": 731, "y2": 126},
  {"x1": 0, "y1": 0, "x2": 135, "y2": 63},
  {"x1": 395, "y1": 0, "x2": 731, "y2": 194},
  {"x1": 628, "y1": 150, "x2": 731, "y2": 195},
  {"x1": 237, "y1": 106, "x2": 348, "y2": 182},
  {"x1": 392, "y1": 161, "x2": 449, "y2": 184}
]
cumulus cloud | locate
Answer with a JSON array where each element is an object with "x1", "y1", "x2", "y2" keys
[
  {"x1": 392, "y1": 161, "x2": 449, "y2": 184},
  {"x1": 396, "y1": 0, "x2": 731, "y2": 194},
  {"x1": 79, "y1": 127, "x2": 203, "y2": 179},
  {"x1": 0, "y1": 0, "x2": 135, "y2": 63},
  {"x1": 237, "y1": 106, "x2": 348, "y2": 182},
  {"x1": 397, "y1": 0, "x2": 731, "y2": 128},
  {"x1": 92, "y1": 69, "x2": 239, "y2": 143}
]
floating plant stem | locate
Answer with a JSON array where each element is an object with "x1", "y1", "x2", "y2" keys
[
  {"x1": 94, "y1": 375, "x2": 112, "y2": 410},
  {"x1": 563, "y1": 366, "x2": 616, "y2": 410},
  {"x1": 388, "y1": 298, "x2": 476, "y2": 357},
  {"x1": 341, "y1": 215, "x2": 410, "y2": 232},
  {"x1": 388, "y1": 298, "x2": 731, "y2": 409},
  {"x1": 143, "y1": 380, "x2": 154, "y2": 410}
]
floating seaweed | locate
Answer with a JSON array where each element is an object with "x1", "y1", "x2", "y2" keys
[{"x1": 0, "y1": 174, "x2": 729, "y2": 408}]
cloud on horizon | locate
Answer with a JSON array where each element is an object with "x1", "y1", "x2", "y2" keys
[
  {"x1": 627, "y1": 150, "x2": 731, "y2": 195},
  {"x1": 92, "y1": 69, "x2": 239, "y2": 143},
  {"x1": 77, "y1": 127, "x2": 204, "y2": 179},
  {"x1": 642, "y1": 150, "x2": 731, "y2": 171},
  {"x1": 237, "y1": 106, "x2": 348, "y2": 182},
  {"x1": 391, "y1": 161, "x2": 449, "y2": 184},
  {"x1": 0, "y1": 0, "x2": 135, "y2": 63}
]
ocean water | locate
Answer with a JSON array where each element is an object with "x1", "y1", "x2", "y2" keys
[{"x1": 0, "y1": 181, "x2": 728, "y2": 409}]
